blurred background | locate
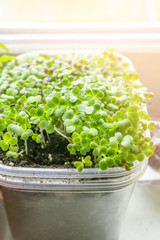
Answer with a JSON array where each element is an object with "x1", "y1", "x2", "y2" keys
[{"x1": 0, "y1": 0, "x2": 160, "y2": 23}]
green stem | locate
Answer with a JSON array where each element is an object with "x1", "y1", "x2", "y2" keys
[
  {"x1": 40, "y1": 128, "x2": 46, "y2": 145},
  {"x1": 25, "y1": 140, "x2": 28, "y2": 155},
  {"x1": 55, "y1": 127, "x2": 68, "y2": 140},
  {"x1": 46, "y1": 132, "x2": 51, "y2": 142}
]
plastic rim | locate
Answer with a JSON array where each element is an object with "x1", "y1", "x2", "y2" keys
[{"x1": 0, "y1": 159, "x2": 148, "y2": 191}]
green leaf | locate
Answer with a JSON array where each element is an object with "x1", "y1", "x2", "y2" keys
[
  {"x1": 93, "y1": 147, "x2": 100, "y2": 156},
  {"x1": 105, "y1": 157, "x2": 115, "y2": 167},
  {"x1": 64, "y1": 119, "x2": 72, "y2": 127},
  {"x1": 6, "y1": 151, "x2": 18, "y2": 159},
  {"x1": 100, "y1": 138, "x2": 107, "y2": 146},
  {"x1": 47, "y1": 100, "x2": 56, "y2": 108},
  {"x1": 107, "y1": 147, "x2": 117, "y2": 156},
  {"x1": 100, "y1": 146, "x2": 107, "y2": 155},
  {"x1": 123, "y1": 72, "x2": 139, "y2": 81},
  {"x1": 55, "y1": 109, "x2": 64, "y2": 117},
  {"x1": 122, "y1": 135, "x2": 133, "y2": 143},
  {"x1": 66, "y1": 126, "x2": 75, "y2": 133},
  {"x1": 8, "y1": 137, "x2": 18, "y2": 145},
  {"x1": 80, "y1": 146, "x2": 88, "y2": 155},
  {"x1": 0, "y1": 140, "x2": 9, "y2": 151},
  {"x1": 6, "y1": 88, "x2": 18, "y2": 96},
  {"x1": 3, "y1": 132, "x2": 12, "y2": 141},
  {"x1": 107, "y1": 103, "x2": 119, "y2": 111},
  {"x1": 72, "y1": 132, "x2": 79, "y2": 138},
  {"x1": 83, "y1": 156, "x2": 92, "y2": 167},
  {"x1": 37, "y1": 108, "x2": 44, "y2": 117},
  {"x1": 26, "y1": 129, "x2": 33, "y2": 136},
  {"x1": 79, "y1": 58, "x2": 88, "y2": 65},
  {"x1": 121, "y1": 142, "x2": 131, "y2": 149},
  {"x1": 9, "y1": 146, "x2": 19, "y2": 152},
  {"x1": 77, "y1": 102, "x2": 94, "y2": 114},
  {"x1": 128, "y1": 105, "x2": 139, "y2": 112},
  {"x1": 0, "y1": 119, "x2": 5, "y2": 131},
  {"x1": 21, "y1": 133, "x2": 28, "y2": 140},
  {"x1": 35, "y1": 135, "x2": 42, "y2": 143},
  {"x1": 99, "y1": 159, "x2": 108, "y2": 170},
  {"x1": 30, "y1": 117, "x2": 39, "y2": 124},
  {"x1": 52, "y1": 96, "x2": 60, "y2": 105},
  {"x1": 131, "y1": 145, "x2": 139, "y2": 153},
  {"x1": 30, "y1": 108, "x2": 37, "y2": 117},
  {"x1": 80, "y1": 131, "x2": 88, "y2": 138},
  {"x1": 115, "y1": 132, "x2": 122, "y2": 141},
  {"x1": 89, "y1": 128, "x2": 98, "y2": 136},
  {"x1": 74, "y1": 161, "x2": 82, "y2": 167},
  {"x1": 0, "y1": 43, "x2": 9, "y2": 52},
  {"x1": 77, "y1": 164, "x2": 84, "y2": 172},
  {"x1": 46, "y1": 123, "x2": 54, "y2": 134},
  {"x1": 7, "y1": 124, "x2": 23, "y2": 136},
  {"x1": 137, "y1": 153, "x2": 145, "y2": 162},
  {"x1": 70, "y1": 96, "x2": 78, "y2": 103},
  {"x1": 121, "y1": 135, "x2": 133, "y2": 148},
  {"x1": 6, "y1": 151, "x2": 13, "y2": 157},
  {"x1": 148, "y1": 122, "x2": 155, "y2": 132},
  {"x1": 65, "y1": 109, "x2": 74, "y2": 119},
  {"x1": 93, "y1": 113, "x2": 101, "y2": 121},
  {"x1": 74, "y1": 161, "x2": 84, "y2": 172},
  {"x1": 94, "y1": 103, "x2": 101, "y2": 111},
  {"x1": 39, "y1": 120, "x2": 48, "y2": 129},
  {"x1": 90, "y1": 142, "x2": 98, "y2": 149},
  {"x1": 82, "y1": 105, "x2": 93, "y2": 115},
  {"x1": 92, "y1": 89, "x2": 104, "y2": 99},
  {"x1": 27, "y1": 95, "x2": 42, "y2": 103},
  {"x1": 144, "y1": 149, "x2": 153, "y2": 157},
  {"x1": 109, "y1": 140, "x2": 118, "y2": 148},
  {"x1": 118, "y1": 119, "x2": 131, "y2": 129},
  {"x1": 72, "y1": 86, "x2": 80, "y2": 96},
  {"x1": 42, "y1": 87, "x2": 52, "y2": 97},
  {"x1": 19, "y1": 117, "x2": 27, "y2": 125},
  {"x1": 67, "y1": 143, "x2": 76, "y2": 154}
]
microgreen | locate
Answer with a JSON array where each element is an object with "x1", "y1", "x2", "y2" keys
[
  {"x1": 0, "y1": 43, "x2": 16, "y2": 68},
  {"x1": 0, "y1": 43, "x2": 9, "y2": 52},
  {"x1": 0, "y1": 47, "x2": 155, "y2": 171}
]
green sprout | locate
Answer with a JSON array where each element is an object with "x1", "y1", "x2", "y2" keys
[
  {"x1": 0, "y1": 43, "x2": 9, "y2": 52},
  {"x1": 0, "y1": 43, "x2": 16, "y2": 68},
  {"x1": 0, "y1": 45, "x2": 155, "y2": 171}
]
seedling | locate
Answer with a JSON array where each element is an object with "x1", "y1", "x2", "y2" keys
[{"x1": 0, "y1": 45, "x2": 155, "y2": 171}]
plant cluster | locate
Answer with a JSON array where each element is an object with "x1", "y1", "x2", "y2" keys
[{"x1": 0, "y1": 47, "x2": 155, "y2": 171}]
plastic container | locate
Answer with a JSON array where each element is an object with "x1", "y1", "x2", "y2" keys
[
  {"x1": 0, "y1": 51, "x2": 148, "y2": 240},
  {"x1": 0, "y1": 159, "x2": 147, "y2": 240},
  {"x1": 0, "y1": 194, "x2": 13, "y2": 240}
]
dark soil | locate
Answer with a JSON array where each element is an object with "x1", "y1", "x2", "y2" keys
[{"x1": 0, "y1": 133, "x2": 82, "y2": 168}]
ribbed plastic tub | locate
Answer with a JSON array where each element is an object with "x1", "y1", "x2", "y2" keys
[
  {"x1": 0, "y1": 159, "x2": 147, "y2": 240},
  {"x1": 0, "y1": 51, "x2": 148, "y2": 240},
  {"x1": 0, "y1": 193, "x2": 13, "y2": 240}
]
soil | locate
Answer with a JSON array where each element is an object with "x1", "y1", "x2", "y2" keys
[{"x1": 0, "y1": 132, "x2": 83, "y2": 168}]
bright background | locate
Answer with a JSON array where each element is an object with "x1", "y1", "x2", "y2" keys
[{"x1": 0, "y1": 0, "x2": 159, "y2": 23}]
